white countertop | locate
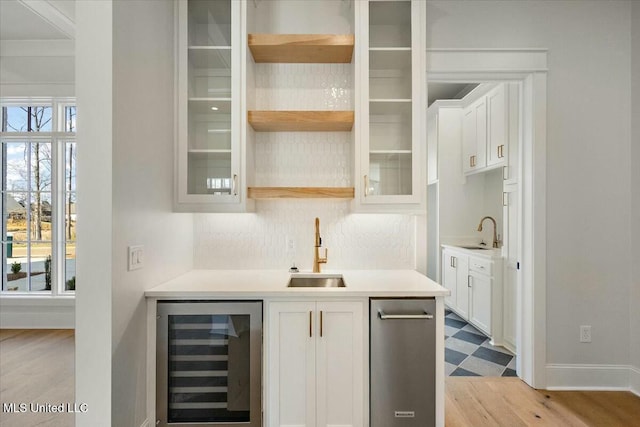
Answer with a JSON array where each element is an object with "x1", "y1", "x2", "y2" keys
[
  {"x1": 441, "y1": 244, "x2": 502, "y2": 259},
  {"x1": 145, "y1": 269, "x2": 449, "y2": 298}
]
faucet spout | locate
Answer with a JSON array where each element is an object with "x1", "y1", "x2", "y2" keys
[
  {"x1": 313, "y1": 217, "x2": 328, "y2": 273},
  {"x1": 477, "y1": 216, "x2": 500, "y2": 248}
]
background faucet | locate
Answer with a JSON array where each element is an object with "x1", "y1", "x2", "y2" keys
[
  {"x1": 477, "y1": 216, "x2": 500, "y2": 248},
  {"x1": 313, "y1": 217, "x2": 328, "y2": 273}
]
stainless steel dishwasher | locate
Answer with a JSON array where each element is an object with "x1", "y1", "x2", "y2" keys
[{"x1": 370, "y1": 298, "x2": 436, "y2": 427}]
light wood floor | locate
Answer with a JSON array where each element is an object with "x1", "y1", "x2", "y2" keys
[
  {"x1": 1, "y1": 330, "x2": 639, "y2": 427},
  {"x1": 445, "y1": 377, "x2": 640, "y2": 426},
  {"x1": 0, "y1": 329, "x2": 74, "y2": 427}
]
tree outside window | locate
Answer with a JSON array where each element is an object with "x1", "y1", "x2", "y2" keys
[{"x1": 1, "y1": 100, "x2": 76, "y2": 294}]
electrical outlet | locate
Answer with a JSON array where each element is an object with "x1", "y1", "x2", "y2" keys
[
  {"x1": 128, "y1": 245, "x2": 144, "y2": 271},
  {"x1": 580, "y1": 325, "x2": 591, "y2": 343},
  {"x1": 285, "y1": 236, "x2": 296, "y2": 252}
]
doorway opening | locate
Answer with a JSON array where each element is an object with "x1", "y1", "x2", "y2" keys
[
  {"x1": 425, "y1": 47, "x2": 548, "y2": 389},
  {"x1": 427, "y1": 81, "x2": 520, "y2": 377}
]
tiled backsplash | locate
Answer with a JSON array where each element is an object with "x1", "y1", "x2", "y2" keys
[
  {"x1": 194, "y1": 206, "x2": 415, "y2": 270},
  {"x1": 255, "y1": 63, "x2": 352, "y2": 110},
  {"x1": 194, "y1": 64, "x2": 416, "y2": 271}
]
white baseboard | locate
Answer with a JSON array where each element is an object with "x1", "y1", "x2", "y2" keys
[
  {"x1": 546, "y1": 364, "x2": 632, "y2": 391},
  {"x1": 139, "y1": 418, "x2": 150, "y2": 427},
  {"x1": 630, "y1": 366, "x2": 640, "y2": 397},
  {"x1": 0, "y1": 297, "x2": 74, "y2": 329}
]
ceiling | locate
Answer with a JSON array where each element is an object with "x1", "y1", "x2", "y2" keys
[{"x1": 0, "y1": 0, "x2": 75, "y2": 41}]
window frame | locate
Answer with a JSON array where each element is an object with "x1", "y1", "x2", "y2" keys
[{"x1": 1, "y1": 97, "x2": 76, "y2": 297}]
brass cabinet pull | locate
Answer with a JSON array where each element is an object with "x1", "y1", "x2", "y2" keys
[
  {"x1": 232, "y1": 174, "x2": 238, "y2": 196},
  {"x1": 468, "y1": 275, "x2": 472, "y2": 287},
  {"x1": 503, "y1": 165, "x2": 508, "y2": 180},
  {"x1": 452, "y1": 256, "x2": 456, "y2": 268},
  {"x1": 503, "y1": 192, "x2": 509, "y2": 206},
  {"x1": 309, "y1": 311, "x2": 312, "y2": 337},
  {"x1": 364, "y1": 175, "x2": 369, "y2": 197},
  {"x1": 498, "y1": 145, "x2": 505, "y2": 158},
  {"x1": 320, "y1": 311, "x2": 323, "y2": 337}
]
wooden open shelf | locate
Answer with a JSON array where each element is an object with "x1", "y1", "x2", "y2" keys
[
  {"x1": 248, "y1": 111, "x2": 354, "y2": 132},
  {"x1": 247, "y1": 187, "x2": 355, "y2": 199},
  {"x1": 248, "y1": 34, "x2": 354, "y2": 63}
]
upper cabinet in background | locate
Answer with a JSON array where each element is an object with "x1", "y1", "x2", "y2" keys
[
  {"x1": 175, "y1": 0, "x2": 252, "y2": 212},
  {"x1": 354, "y1": 0, "x2": 427, "y2": 212},
  {"x1": 462, "y1": 84, "x2": 511, "y2": 177}
]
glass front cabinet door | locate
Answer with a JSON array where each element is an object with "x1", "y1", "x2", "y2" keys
[
  {"x1": 176, "y1": 0, "x2": 249, "y2": 212},
  {"x1": 355, "y1": 0, "x2": 426, "y2": 211}
]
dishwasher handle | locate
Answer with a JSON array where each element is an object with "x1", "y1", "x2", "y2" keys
[{"x1": 378, "y1": 309, "x2": 434, "y2": 320}]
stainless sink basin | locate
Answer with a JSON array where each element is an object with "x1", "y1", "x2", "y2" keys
[
  {"x1": 459, "y1": 245, "x2": 491, "y2": 250},
  {"x1": 287, "y1": 274, "x2": 346, "y2": 288}
]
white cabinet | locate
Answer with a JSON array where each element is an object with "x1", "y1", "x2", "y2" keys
[
  {"x1": 442, "y1": 247, "x2": 503, "y2": 343},
  {"x1": 487, "y1": 84, "x2": 507, "y2": 167},
  {"x1": 468, "y1": 259, "x2": 493, "y2": 334},
  {"x1": 462, "y1": 83, "x2": 512, "y2": 176},
  {"x1": 267, "y1": 301, "x2": 364, "y2": 427},
  {"x1": 462, "y1": 96, "x2": 487, "y2": 174},
  {"x1": 355, "y1": 0, "x2": 426, "y2": 212},
  {"x1": 442, "y1": 249, "x2": 469, "y2": 319},
  {"x1": 175, "y1": 0, "x2": 252, "y2": 212},
  {"x1": 502, "y1": 182, "x2": 519, "y2": 351}
]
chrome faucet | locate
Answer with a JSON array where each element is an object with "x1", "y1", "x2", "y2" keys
[
  {"x1": 313, "y1": 217, "x2": 328, "y2": 273},
  {"x1": 477, "y1": 216, "x2": 500, "y2": 248}
]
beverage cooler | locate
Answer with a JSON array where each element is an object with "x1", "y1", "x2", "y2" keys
[{"x1": 156, "y1": 301, "x2": 262, "y2": 427}]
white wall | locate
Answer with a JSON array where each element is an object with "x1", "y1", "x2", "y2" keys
[
  {"x1": 111, "y1": 1, "x2": 193, "y2": 426},
  {"x1": 427, "y1": 0, "x2": 632, "y2": 370},
  {"x1": 75, "y1": 1, "x2": 112, "y2": 425},
  {"x1": 76, "y1": 1, "x2": 193, "y2": 425},
  {"x1": 630, "y1": 0, "x2": 640, "y2": 394}
]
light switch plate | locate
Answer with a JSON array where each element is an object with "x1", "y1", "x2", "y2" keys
[{"x1": 128, "y1": 245, "x2": 144, "y2": 271}]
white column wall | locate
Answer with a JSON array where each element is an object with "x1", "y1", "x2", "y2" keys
[
  {"x1": 75, "y1": 1, "x2": 113, "y2": 425},
  {"x1": 111, "y1": 1, "x2": 193, "y2": 426}
]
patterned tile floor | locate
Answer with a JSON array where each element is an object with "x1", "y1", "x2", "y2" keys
[{"x1": 445, "y1": 309, "x2": 517, "y2": 377}]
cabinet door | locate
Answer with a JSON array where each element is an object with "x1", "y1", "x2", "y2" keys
[
  {"x1": 267, "y1": 302, "x2": 316, "y2": 427},
  {"x1": 503, "y1": 183, "x2": 519, "y2": 350},
  {"x1": 469, "y1": 272, "x2": 492, "y2": 335},
  {"x1": 455, "y1": 255, "x2": 470, "y2": 319},
  {"x1": 176, "y1": 0, "x2": 244, "y2": 210},
  {"x1": 316, "y1": 302, "x2": 364, "y2": 427},
  {"x1": 504, "y1": 82, "x2": 520, "y2": 184},
  {"x1": 462, "y1": 98, "x2": 487, "y2": 174},
  {"x1": 442, "y1": 250, "x2": 457, "y2": 310},
  {"x1": 487, "y1": 84, "x2": 507, "y2": 167},
  {"x1": 357, "y1": 0, "x2": 426, "y2": 209}
]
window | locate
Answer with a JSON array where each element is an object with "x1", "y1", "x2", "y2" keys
[{"x1": 1, "y1": 99, "x2": 76, "y2": 295}]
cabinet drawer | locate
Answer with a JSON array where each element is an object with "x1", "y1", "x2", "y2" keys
[{"x1": 469, "y1": 257, "x2": 492, "y2": 275}]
